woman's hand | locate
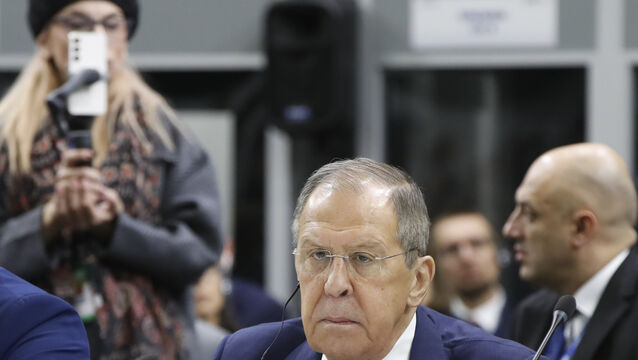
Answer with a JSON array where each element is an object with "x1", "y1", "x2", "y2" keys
[{"x1": 42, "y1": 149, "x2": 124, "y2": 243}]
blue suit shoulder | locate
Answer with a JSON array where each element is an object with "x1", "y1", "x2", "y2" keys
[
  {"x1": 419, "y1": 307, "x2": 544, "y2": 360},
  {"x1": 214, "y1": 306, "x2": 543, "y2": 360},
  {"x1": 0, "y1": 267, "x2": 89, "y2": 359},
  {"x1": 213, "y1": 317, "x2": 307, "y2": 359}
]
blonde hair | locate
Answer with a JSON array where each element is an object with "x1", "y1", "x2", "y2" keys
[{"x1": 0, "y1": 49, "x2": 177, "y2": 174}]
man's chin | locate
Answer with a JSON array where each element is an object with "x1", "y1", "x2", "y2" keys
[
  {"x1": 518, "y1": 266, "x2": 537, "y2": 283},
  {"x1": 310, "y1": 341, "x2": 371, "y2": 360},
  {"x1": 308, "y1": 324, "x2": 371, "y2": 359},
  {"x1": 458, "y1": 282, "x2": 492, "y2": 299}
]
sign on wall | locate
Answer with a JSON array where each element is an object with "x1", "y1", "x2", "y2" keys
[{"x1": 410, "y1": 0, "x2": 558, "y2": 49}]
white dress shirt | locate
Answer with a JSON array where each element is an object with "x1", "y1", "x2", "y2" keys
[
  {"x1": 564, "y1": 249, "x2": 630, "y2": 346},
  {"x1": 321, "y1": 313, "x2": 417, "y2": 360},
  {"x1": 449, "y1": 286, "x2": 506, "y2": 334}
]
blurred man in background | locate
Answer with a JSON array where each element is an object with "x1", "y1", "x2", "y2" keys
[
  {"x1": 503, "y1": 143, "x2": 638, "y2": 360},
  {"x1": 430, "y1": 212, "x2": 513, "y2": 338}
]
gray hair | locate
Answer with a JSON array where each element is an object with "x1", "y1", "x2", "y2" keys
[{"x1": 291, "y1": 158, "x2": 430, "y2": 267}]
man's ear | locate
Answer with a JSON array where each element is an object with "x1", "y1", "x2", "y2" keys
[
  {"x1": 571, "y1": 209, "x2": 597, "y2": 248},
  {"x1": 407, "y1": 255, "x2": 435, "y2": 307}
]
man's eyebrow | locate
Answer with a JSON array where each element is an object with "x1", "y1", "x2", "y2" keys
[
  {"x1": 347, "y1": 238, "x2": 388, "y2": 252},
  {"x1": 298, "y1": 238, "x2": 322, "y2": 248},
  {"x1": 297, "y1": 237, "x2": 388, "y2": 252}
]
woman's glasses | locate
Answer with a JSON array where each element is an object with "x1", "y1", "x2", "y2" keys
[{"x1": 51, "y1": 13, "x2": 127, "y2": 37}]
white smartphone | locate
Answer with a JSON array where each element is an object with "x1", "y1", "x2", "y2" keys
[{"x1": 67, "y1": 31, "x2": 108, "y2": 116}]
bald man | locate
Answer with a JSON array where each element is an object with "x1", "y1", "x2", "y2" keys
[{"x1": 503, "y1": 143, "x2": 638, "y2": 360}]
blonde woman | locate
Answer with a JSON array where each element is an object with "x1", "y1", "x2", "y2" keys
[{"x1": 0, "y1": 1, "x2": 222, "y2": 359}]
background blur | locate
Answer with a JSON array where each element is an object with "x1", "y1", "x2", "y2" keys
[{"x1": 0, "y1": 0, "x2": 632, "y2": 313}]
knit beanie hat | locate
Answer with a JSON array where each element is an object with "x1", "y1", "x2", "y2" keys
[{"x1": 28, "y1": 0, "x2": 139, "y2": 39}]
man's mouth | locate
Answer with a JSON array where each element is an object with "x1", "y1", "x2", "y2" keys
[
  {"x1": 513, "y1": 245, "x2": 527, "y2": 261},
  {"x1": 323, "y1": 317, "x2": 356, "y2": 325}
]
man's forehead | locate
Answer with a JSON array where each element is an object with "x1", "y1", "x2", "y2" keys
[
  {"x1": 436, "y1": 215, "x2": 491, "y2": 240},
  {"x1": 514, "y1": 185, "x2": 542, "y2": 212},
  {"x1": 298, "y1": 183, "x2": 399, "y2": 246},
  {"x1": 516, "y1": 155, "x2": 559, "y2": 202},
  {"x1": 298, "y1": 230, "x2": 389, "y2": 250},
  {"x1": 308, "y1": 181, "x2": 394, "y2": 208}
]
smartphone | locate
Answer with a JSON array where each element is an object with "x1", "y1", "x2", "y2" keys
[{"x1": 67, "y1": 31, "x2": 107, "y2": 116}]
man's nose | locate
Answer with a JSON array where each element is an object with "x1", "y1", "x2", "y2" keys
[
  {"x1": 502, "y1": 211, "x2": 520, "y2": 240},
  {"x1": 323, "y1": 257, "x2": 353, "y2": 297},
  {"x1": 457, "y1": 243, "x2": 475, "y2": 261}
]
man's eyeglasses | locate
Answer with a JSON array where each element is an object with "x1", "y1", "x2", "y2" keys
[
  {"x1": 292, "y1": 247, "x2": 416, "y2": 278},
  {"x1": 51, "y1": 14, "x2": 127, "y2": 35}
]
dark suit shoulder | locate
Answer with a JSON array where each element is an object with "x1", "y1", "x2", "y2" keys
[
  {"x1": 230, "y1": 278, "x2": 285, "y2": 327},
  {"x1": 512, "y1": 289, "x2": 558, "y2": 349},
  {"x1": 517, "y1": 290, "x2": 558, "y2": 313},
  {"x1": 213, "y1": 318, "x2": 306, "y2": 360},
  {"x1": 572, "y1": 246, "x2": 638, "y2": 360}
]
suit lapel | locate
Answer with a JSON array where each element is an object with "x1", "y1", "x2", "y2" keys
[
  {"x1": 531, "y1": 298, "x2": 556, "y2": 350},
  {"x1": 494, "y1": 298, "x2": 514, "y2": 338},
  {"x1": 573, "y1": 248, "x2": 638, "y2": 360},
  {"x1": 409, "y1": 306, "x2": 448, "y2": 360}
]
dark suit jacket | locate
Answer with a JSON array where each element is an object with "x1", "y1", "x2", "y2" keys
[
  {"x1": 512, "y1": 246, "x2": 638, "y2": 360},
  {"x1": 0, "y1": 267, "x2": 89, "y2": 359},
  {"x1": 494, "y1": 296, "x2": 515, "y2": 338},
  {"x1": 230, "y1": 277, "x2": 285, "y2": 328},
  {"x1": 213, "y1": 305, "x2": 543, "y2": 359},
  {"x1": 447, "y1": 295, "x2": 514, "y2": 339}
]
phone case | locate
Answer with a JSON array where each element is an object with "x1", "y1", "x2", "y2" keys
[{"x1": 67, "y1": 31, "x2": 107, "y2": 116}]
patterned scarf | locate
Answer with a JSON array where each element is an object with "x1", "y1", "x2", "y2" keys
[{"x1": 0, "y1": 113, "x2": 189, "y2": 359}]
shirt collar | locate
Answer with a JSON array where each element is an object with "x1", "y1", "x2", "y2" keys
[
  {"x1": 321, "y1": 313, "x2": 417, "y2": 360},
  {"x1": 449, "y1": 286, "x2": 506, "y2": 334},
  {"x1": 572, "y1": 249, "x2": 630, "y2": 318}
]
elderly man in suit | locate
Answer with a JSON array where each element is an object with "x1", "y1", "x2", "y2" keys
[
  {"x1": 503, "y1": 143, "x2": 638, "y2": 360},
  {"x1": 214, "y1": 158, "x2": 542, "y2": 360},
  {"x1": 0, "y1": 267, "x2": 89, "y2": 359}
]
